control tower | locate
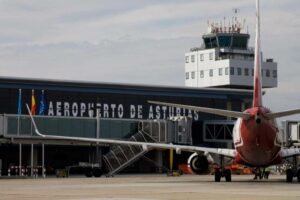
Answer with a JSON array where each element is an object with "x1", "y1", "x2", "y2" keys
[{"x1": 185, "y1": 17, "x2": 277, "y2": 89}]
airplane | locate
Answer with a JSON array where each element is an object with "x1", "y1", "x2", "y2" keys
[{"x1": 26, "y1": 0, "x2": 300, "y2": 182}]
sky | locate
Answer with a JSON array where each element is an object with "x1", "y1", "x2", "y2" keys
[{"x1": 0, "y1": 0, "x2": 299, "y2": 120}]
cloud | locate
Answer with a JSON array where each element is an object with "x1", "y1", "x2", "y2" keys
[{"x1": 0, "y1": 0, "x2": 252, "y2": 45}]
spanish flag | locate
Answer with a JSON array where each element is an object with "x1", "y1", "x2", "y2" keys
[{"x1": 31, "y1": 90, "x2": 36, "y2": 115}]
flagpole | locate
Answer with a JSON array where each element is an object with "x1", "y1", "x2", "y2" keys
[
  {"x1": 39, "y1": 89, "x2": 46, "y2": 178},
  {"x1": 17, "y1": 88, "x2": 22, "y2": 176},
  {"x1": 39, "y1": 90, "x2": 45, "y2": 115},
  {"x1": 30, "y1": 89, "x2": 35, "y2": 177},
  {"x1": 31, "y1": 89, "x2": 37, "y2": 116}
]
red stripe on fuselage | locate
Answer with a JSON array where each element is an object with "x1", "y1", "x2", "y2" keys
[{"x1": 254, "y1": 77, "x2": 260, "y2": 107}]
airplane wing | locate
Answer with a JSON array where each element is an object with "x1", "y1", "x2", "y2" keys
[
  {"x1": 280, "y1": 148, "x2": 300, "y2": 158},
  {"x1": 26, "y1": 105, "x2": 236, "y2": 158},
  {"x1": 148, "y1": 101, "x2": 251, "y2": 120}
]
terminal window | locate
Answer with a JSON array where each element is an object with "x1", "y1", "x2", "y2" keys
[
  {"x1": 266, "y1": 69, "x2": 270, "y2": 77},
  {"x1": 230, "y1": 67, "x2": 235, "y2": 75},
  {"x1": 237, "y1": 68, "x2": 242, "y2": 76},
  {"x1": 244, "y1": 68, "x2": 249, "y2": 76},
  {"x1": 209, "y1": 52, "x2": 214, "y2": 60},
  {"x1": 225, "y1": 67, "x2": 229, "y2": 75},
  {"x1": 200, "y1": 54, "x2": 204, "y2": 61},
  {"x1": 191, "y1": 72, "x2": 195, "y2": 79},
  {"x1": 185, "y1": 72, "x2": 189, "y2": 79},
  {"x1": 191, "y1": 55, "x2": 195, "y2": 63},
  {"x1": 185, "y1": 56, "x2": 189, "y2": 63},
  {"x1": 209, "y1": 69, "x2": 213, "y2": 77},
  {"x1": 200, "y1": 70, "x2": 204, "y2": 78},
  {"x1": 273, "y1": 70, "x2": 277, "y2": 78},
  {"x1": 218, "y1": 68, "x2": 223, "y2": 76}
]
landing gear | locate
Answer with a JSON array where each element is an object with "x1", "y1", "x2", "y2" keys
[
  {"x1": 214, "y1": 168, "x2": 232, "y2": 182},
  {"x1": 84, "y1": 167, "x2": 102, "y2": 178},
  {"x1": 286, "y1": 169, "x2": 293, "y2": 183},
  {"x1": 214, "y1": 169, "x2": 221, "y2": 182},
  {"x1": 285, "y1": 156, "x2": 300, "y2": 183},
  {"x1": 224, "y1": 169, "x2": 232, "y2": 182},
  {"x1": 92, "y1": 168, "x2": 103, "y2": 177},
  {"x1": 85, "y1": 169, "x2": 93, "y2": 177},
  {"x1": 214, "y1": 155, "x2": 232, "y2": 182}
]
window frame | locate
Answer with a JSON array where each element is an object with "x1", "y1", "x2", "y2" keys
[
  {"x1": 218, "y1": 68, "x2": 223, "y2": 76},
  {"x1": 230, "y1": 67, "x2": 235, "y2": 75},
  {"x1": 266, "y1": 69, "x2": 270, "y2": 77},
  {"x1": 237, "y1": 67, "x2": 242, "y2": 76},
  {"x1": 244, "y1": 68, "x2": 249, "y2": 76},
  {"x1": 225, "y1": 67, "x2": 229, "y2": 75},
  {"x1": 185, "y1": 56, "x2": 189, "y2": 63},
  {"x1": 191, "y1": 55, "x2": 195, "y2": 63},
  {"x1": 209, "y1": 52, "x2": 214, "y2": 60},
  {"x1": 200, "y1": 70, "x2": 204, "y2": 78},
  {"x1": 209, "y1": 69, "x2": 213, "y2": 77},
  {"x1": 185, "y1": 72, "x2": 189, "y2": 79},
  {"x1": 200, "y1": 54, "x2": 204, "y2": 61},
  {"x1": 273, "y1": 70, "x2": 277, "y2": 78},
  {"x1": 191, "y1": 71, "x2": 195, "y2": 79}
]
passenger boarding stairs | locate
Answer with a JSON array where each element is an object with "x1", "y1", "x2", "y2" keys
[{"x1": 103, "y1": 121, "x2": 167, "y2": 177}]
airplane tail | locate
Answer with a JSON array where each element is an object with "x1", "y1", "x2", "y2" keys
[
  {"x1": 252, "y1": 0, "x2": 300, "y2": 119},
  {"x1": 253, "y1": 0, "x2": 263, "y2": 108}
]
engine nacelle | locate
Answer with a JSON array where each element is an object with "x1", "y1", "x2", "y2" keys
[{"x1": 187, "y1": 152, "x2": 214, "y2": 175}]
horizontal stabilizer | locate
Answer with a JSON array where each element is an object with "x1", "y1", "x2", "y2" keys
[
  {"x1": 266, "y1": 109, "x2": 300, "y2": 119},
  {"x1": 148, "y1": 101, "x2": 251, "y2": 120}
]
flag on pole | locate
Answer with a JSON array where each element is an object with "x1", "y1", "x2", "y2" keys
[
  {"x1": 31, "y1": 90, "x2": 36, "y2": 115},
  {"x1": 39, "y1": 90, "x2": 46, "y2": 115},
  {"x1": 17, "y1": 89, "x2": 22, "y2": 114}
]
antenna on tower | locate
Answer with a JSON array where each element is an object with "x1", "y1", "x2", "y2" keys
[
  {"x1": 233, "y1": 8, "x2": 240, "y2": 15},
  {"x1": 224, "y1": 17, "x2": 226, "y2": 32},
  {"x1": 231, "y1": 8, "x2": 242, "y2": 33}
]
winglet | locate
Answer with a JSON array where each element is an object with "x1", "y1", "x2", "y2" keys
[{"x1": 25, "y1": 104, "x2": 45, "y2": 137}]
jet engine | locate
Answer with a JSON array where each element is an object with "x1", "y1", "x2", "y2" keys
[{"x1": 187, "y1": 152, "x2": 214, "y2": 175}]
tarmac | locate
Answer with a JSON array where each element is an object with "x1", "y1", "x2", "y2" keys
[{"x1": 0, "y1": 174, "x2": 299, "y2": 200}]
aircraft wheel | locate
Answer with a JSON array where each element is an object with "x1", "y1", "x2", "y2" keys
[
  {"x1": 286, "y1": 169, "x2": 293, "y2": 183},
  {"x1": 297, "y1": 169, "x2": 300, "y2": 182},
  {"x1": 92, "y1": 168, "x2": 102, "y2": 178},
  {"x1": 214, "y1": 169, "x2": 221, "y2": 182},
  {"x1": 224, "y1": 169, "x2": 232, "y2": 182},
  {"x1": 85, "y1": 168, "x2": 93, "y2": 178}
]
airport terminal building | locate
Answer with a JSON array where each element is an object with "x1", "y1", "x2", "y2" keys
[{"x1": 0, "y1": 76, "x2": 253, "y2": 176}]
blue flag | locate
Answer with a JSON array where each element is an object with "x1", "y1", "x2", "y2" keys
[
  {"x1": 17, "y1": 89, "x2": 22, "y2": 114},
  {"x1": 39, "y1": 90, "x2": 47, "y2": 115}
]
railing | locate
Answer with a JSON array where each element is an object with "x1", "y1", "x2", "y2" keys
[{"x1": 0, "y1": 114, "x2": 169, "y2": 142}]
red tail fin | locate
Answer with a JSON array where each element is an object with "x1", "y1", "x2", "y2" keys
[{"x1": 253, "y1": 0, "x2": 263, "y2": 107}]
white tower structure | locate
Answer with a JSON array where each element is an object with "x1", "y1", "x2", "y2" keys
[{"x1": 185, "y1": 18, "x2": 277, "y2": 89}]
